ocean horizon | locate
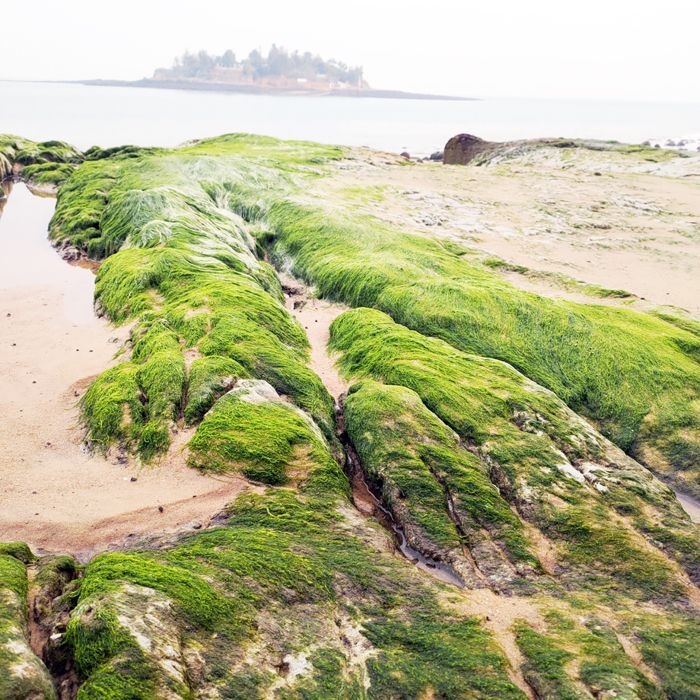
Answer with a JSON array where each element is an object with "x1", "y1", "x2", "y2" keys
[{"x1": 2, "y1": 79, "x2": 699, "y2": 156}]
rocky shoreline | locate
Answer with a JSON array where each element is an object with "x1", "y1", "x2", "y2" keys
[{"x1": 1, "y1": 133, "x2": 699, "y2": 699}]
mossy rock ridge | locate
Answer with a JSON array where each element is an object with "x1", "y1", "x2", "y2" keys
[
  {"x1": 0, "y1": 544, "x2": 57, "y2": 700},
  {"x1": 50, "y1": 144, "x2": 338, "y2": 459},
  {"x1": 45, "y1": 132, "x2": 700, "y2": 487},
  {"x1": 222, "y1": 162, "x2": 700, "y2": 497},
  {"x1": 333, "y1": 308, "x2": 700, "y2": 698},
  {"x1": 332, "y1": 309, "x2": 700, "y2": 597},
  {"x1": 0, "y1": 134, "x2": 84, "y2": 188},
  {"x1": 58, "y1": 463, "x2": 528, "y2": 699}
]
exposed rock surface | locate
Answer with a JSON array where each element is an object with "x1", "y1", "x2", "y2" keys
[
  {"x1": 444, "y1": 133, "x2": 503, "y2": 164},
  {"x1": 2, "y1": 133, "x2": 700, "y2": 699},
  {"x1": 0, "y1": 544, "x2": 57, "y2": 700}
]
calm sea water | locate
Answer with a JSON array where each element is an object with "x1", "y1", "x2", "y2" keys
[{"x1": 2, "y1": 80, "x2": 699, "y2": 156}]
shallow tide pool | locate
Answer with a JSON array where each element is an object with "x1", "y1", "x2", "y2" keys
[{"x1": 0, "y1": 181, "x2": 96, "y2": 324}]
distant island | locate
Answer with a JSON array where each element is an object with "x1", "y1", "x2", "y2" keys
[
  {"x1": 80, "y1": 45, "x2": 473, "y2": 101},
  {"x1": 156, "y1": 46, "x2": 369, "y2": 90}
]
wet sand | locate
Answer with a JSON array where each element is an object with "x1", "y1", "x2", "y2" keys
[
  {"x1": 279, "y1": 272, "x2": 349, "y2": 400},
  {"x1": 673, "y1": 490, "x2": 700, "y2": 523},
  {"x1": 331, "y1": 157, "x2": 700, "y2": 315}
]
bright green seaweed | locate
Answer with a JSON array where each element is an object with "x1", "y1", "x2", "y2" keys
[
  {"x1": 4, "y1": 132, "x2": 700, "y2": 699},
  {"x1": 44, "y1": 132, "x2": 700, "y2": 495},
  {"x1": 332, "y1": 309, "x2": 700, "y2": 599}
]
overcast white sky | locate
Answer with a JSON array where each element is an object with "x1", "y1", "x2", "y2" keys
[{"x1": 1, "y1": 0, "x2": 698, "y2": 102}]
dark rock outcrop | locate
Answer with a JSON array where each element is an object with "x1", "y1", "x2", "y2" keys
[{"x1": 443, "y1": 133, "x2": 501, "y2": 165}]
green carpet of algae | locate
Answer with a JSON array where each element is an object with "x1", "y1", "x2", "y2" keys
[
  {"x1": 38, "y1": 131, "x2": 700, "y2": 495},
  {"x1": 1, "y1": 133, "x2": 700, "y2": 698},
  {"x1": 331, "y1": 308, "x2": 700, "y2": 698},
  {"x1": 0, "y1": 134, "x2": 83, "y2": 186}
]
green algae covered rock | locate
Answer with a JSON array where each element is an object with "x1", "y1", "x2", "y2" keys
[
  {"x1": 333, "y1": 308, "x2": 700, "y2": 698},
  {"x1": 0, "y1": 545, "x2": 56, "y2": 700},
  {"x1": 188, "y1": 379, "x2": 336, "y2": 484},
  {"x1": 185, "y1": 355, "x2": 248, "y2": 424},
  {"x1": 333, "y1": 309, "x2": 700, "y2": 595},
  {"x1": 344, "y1": 379, "x2": 536, "y2": 592},
  {"x1": 63, "y1": 486, "x2": 527, "y2": 698},
  {"x1": 0, "y1": 134, "x2": 84, "y2": 188},
  {"x1": 10, "y1": 131, "x2": 699, "y2": 698},
  {"x1": 44, "y1": 132, "x2": 700, "y2": 493}
]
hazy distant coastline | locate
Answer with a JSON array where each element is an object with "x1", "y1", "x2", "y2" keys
[
  {"x1": 74, "y1": 46, "x2": 474, "y2": 101},
  {"x1": 78, "y1": 78, "x2": 474, "y2": 101}
]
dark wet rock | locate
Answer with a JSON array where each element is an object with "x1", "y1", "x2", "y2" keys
[
  {"x1": 429, "y1": 150, "x2": 444, "y2": 161},
  {"x1": 444, "y1": 134, "x2": 502, "y2": 165},
  {"x1": 56, "y1": 242, "x2": 82, "y2": 262}
]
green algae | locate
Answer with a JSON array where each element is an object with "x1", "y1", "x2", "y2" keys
[
  {"x1": 187, "y1": 379, "x2": 337, "y2": 484},
  {"x1": 331, "y1": 306, "x2": 700, "y2": 691},
  {"x1": 64, "y1": 482, "x2": 526, "y2": 699},
  {"x1": 344, "y1": 379, "x2": 536, "y2": 590},
  {"x1": 221, "y1": 164, "x2": 700, "y2": 489},
  {"x1": 198, "y1": 312, "x2": 335, "y2": 440},
  {"x1": 331, "y1": 309, "x2": 699, "y2": 602},
  {"x1": 20, "y1": 161, "x2": 77, "y2": 186},
  {"x1": 67, "y1": 589, "x2": 186, "y2": 700},
  {"x1": 635, "y1": 616, "x2": 700, "y2": 699},
  {"x1": 363, "y1": 617, "x2": 525, "y2": 700},
  {"x1": 516, "y1": 609, "x2": 683, "y2": 700},
  {"x1": 515, "y1": 618, "x2": 665, "y2": 700},
  {"x1": 47, "y1": 132, "x2": 700, "y2": 480},
  {"x1": 0, "y1": 541, "x2": 36, "y2": 565},
  {"x1": 185, "y1": 355, "x2": 248, "y2": 424},
  {"x1": 514, "y1": 623, "x2": 587, "y2": 699},
  {"x1": 79, "y1": 363, "x2": 146, "y2": 452},
  {"x1": 14, "y1": 139, "x2": 83, "y2": 166},
  {"x1": 0, "y1": 553, "x2": 29, "y2": 601},
  {"x1": 84, "y1": 144, "x2": 166, "y2": 161},
  {"x1": 0, "y1": 134, "x2": 84, "y2": 187},
  {"x1": 59, "y1": 384, "x2": 523, "y2": 697},
  {"x1": 483, "y1": 258, "x2": 633, "y2": 299},
  {"x1": 278, "y1": 198, "x2": 699, "y2": 455},
  {"x1": 52, "y1": 142, "x2": 338, "y2": 459},
  {"x1": 0, "y1": 550, "x2": 57, "y2": 700}
]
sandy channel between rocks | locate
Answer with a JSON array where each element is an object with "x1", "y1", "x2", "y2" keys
[{"x1": 279, "y1": 271, "x2": 350, "y2": 400}]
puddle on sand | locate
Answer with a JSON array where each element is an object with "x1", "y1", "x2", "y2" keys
[
  {"x1": 674, "y1": 489, "x2": 700, "y2": 524},
  {"x1": 0, "y1": 181, "x2": 96, "y2": 324},
  {"x1": 345, "y1": 448, "x2": 465, "y2": 588}
]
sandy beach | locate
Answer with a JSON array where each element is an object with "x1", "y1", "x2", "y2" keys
[
  {"x1": 329, "y1": 153, "x2": 700, "y2": 315},
  {"x1": 0, "y1": 187, "x2": 256, "y2": 559}
]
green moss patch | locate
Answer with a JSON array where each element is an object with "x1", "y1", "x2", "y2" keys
[
  {"x1": 331, "y1": 308, "x2": 700, "y2": 600},
  {"x1": 0, "y1": 550, "x2": 57, "y2": 700},
  {"x1": 188, "y1": 379, "x2": 338, "y2": 485}
]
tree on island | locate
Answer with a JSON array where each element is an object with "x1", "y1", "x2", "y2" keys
[{"x1": 154, "y1": 45, "x2": 367, "y2": 87}]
